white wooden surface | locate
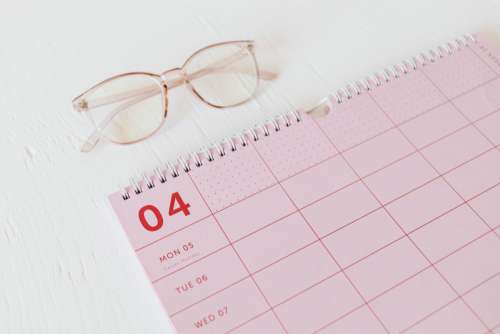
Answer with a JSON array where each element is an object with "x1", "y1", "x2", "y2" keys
[{"x1": 1, "y1": 1, "x2": 500, "y2": 333}]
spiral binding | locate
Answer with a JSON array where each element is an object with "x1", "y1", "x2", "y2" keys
[
  {"x1": 121, "y1": 109, "x2": 302, "y2": 200},
  {"x1": 326, "y1": 34, "x2": 477, "y2": 106},
  {"x1": 121, "y1": 33, "x2": 477, "y2": 200}
]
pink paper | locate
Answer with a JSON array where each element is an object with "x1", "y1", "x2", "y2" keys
[{"x1": 109, "y1": 33, "x2": 500, "y2": 333}]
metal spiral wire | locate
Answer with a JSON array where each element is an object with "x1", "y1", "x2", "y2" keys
[{"x1": 330, "y1": 34, "x2": 476, "y2": 105}]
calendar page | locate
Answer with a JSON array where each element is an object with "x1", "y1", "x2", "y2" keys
[{"x1": 110, "y1": 33, "x2": 500, "y2": 334}]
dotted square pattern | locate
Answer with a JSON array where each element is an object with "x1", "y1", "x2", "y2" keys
[{"x1": 109, "y1": 33, "x2": 500, "y2": 334}]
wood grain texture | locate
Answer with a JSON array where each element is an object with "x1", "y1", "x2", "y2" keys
[{"x1": 1, "y1": 0, "x2": 499, "y2": 333}]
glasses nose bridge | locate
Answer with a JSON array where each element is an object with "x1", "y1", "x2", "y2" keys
[{"x1": 160, "y1": 67, "x2": 185, "y2": 86}]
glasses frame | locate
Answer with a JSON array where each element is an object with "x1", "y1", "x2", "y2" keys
[{"x1": 72, "y1": 40, "x2": 276, "y2": 152}]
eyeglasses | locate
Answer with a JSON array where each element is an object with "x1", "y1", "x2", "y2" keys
[{"x1": 72, "y1": 40, "x2": 277, "y2": 152}]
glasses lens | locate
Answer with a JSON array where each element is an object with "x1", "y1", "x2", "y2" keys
[
  {"x1": 82, "y1": 73, "x2": 165, "y2": 144},
  {"x1": 184, "y1": 42, "x2": 258, "y2": 107}
]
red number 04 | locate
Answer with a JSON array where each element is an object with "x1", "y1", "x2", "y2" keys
[{"x1": 138, "y1": 192, "x2": 191, "y2": 232}]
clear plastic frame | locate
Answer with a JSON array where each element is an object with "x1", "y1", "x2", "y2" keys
[{"x1": 72, "y1": 40, "x2": 277, "y2": 152}]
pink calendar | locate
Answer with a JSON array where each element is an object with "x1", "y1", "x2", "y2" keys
[{"x1": 110, "y1": 33, "x2": 500, "y2": 334}]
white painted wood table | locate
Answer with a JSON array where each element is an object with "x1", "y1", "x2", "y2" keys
[{"x1": 1, "y1": 0, "x2": 500, "y2": 333}]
